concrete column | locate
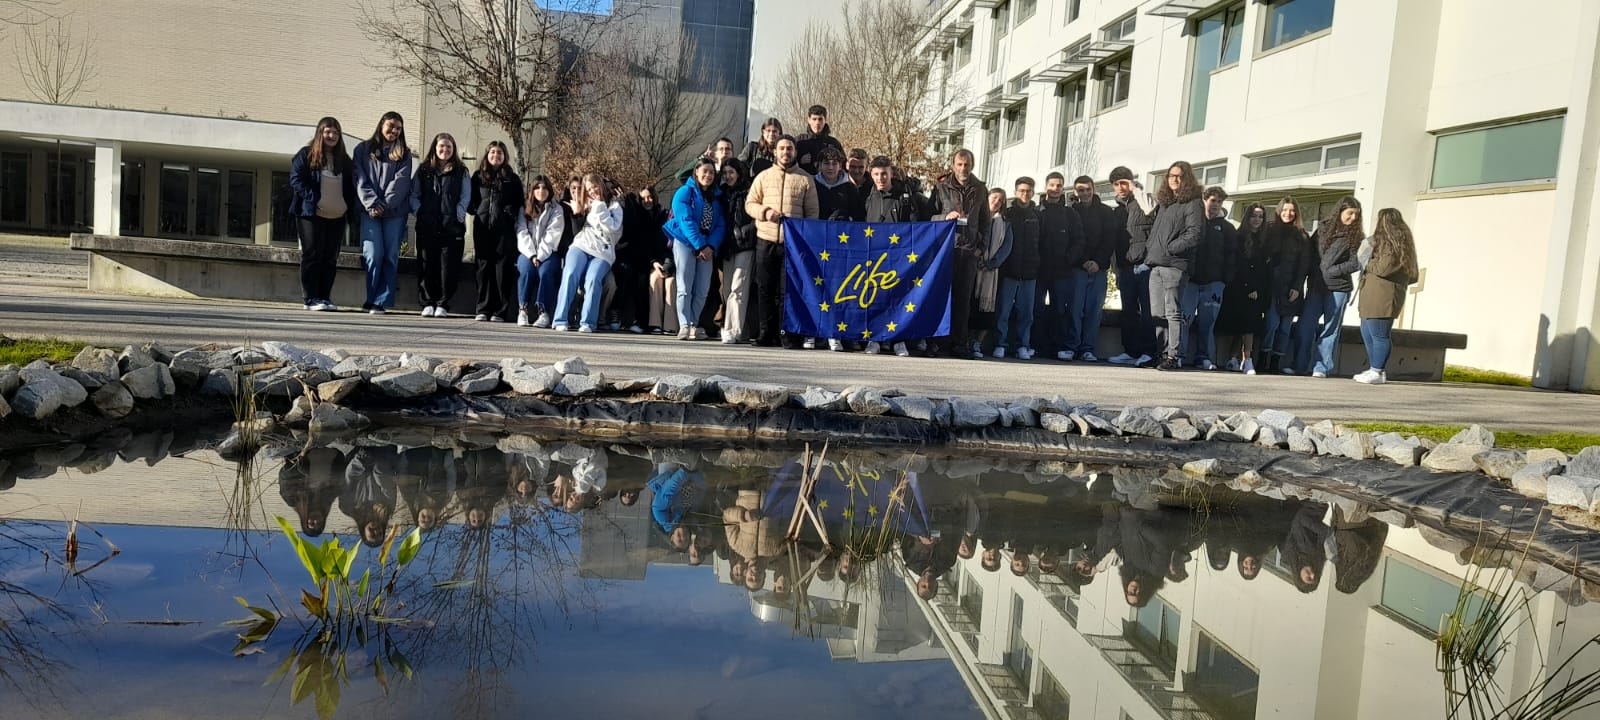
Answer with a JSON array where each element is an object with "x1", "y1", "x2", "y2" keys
[
  {"x1": 254, "y1": 167, "x2": 273, "y2": 245},
  {"x1": 1533, "y1": 5, "x2": 1600, "y2": 391},
  {"x1": 92, "y1": 140, "x2": 122, "y2": 236}
]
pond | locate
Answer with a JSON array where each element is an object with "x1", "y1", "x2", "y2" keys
[{"x1": 3, "y1": 425, "x2": 1599, "y2": 720}]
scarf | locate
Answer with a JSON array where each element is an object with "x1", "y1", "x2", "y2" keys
[
  {"x1": 698, "y1": 186, "x2": 715, "y2": 235},
  {"x1": 976, "y1": 215, "x2": 1008, "y2": 312}
]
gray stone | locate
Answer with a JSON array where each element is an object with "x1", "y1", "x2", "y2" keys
[
  {"x1": 1310, "y1": 419, "x2": 1337, "y2": 436},
  {"x1": 432, "y1": 360, "x2": 472, "y2": 386},
  {"x1": 119, "y1": 363, "x2": 174, "y2": 400},
  {"x1": 0, "y1": 365, "x2": 19, "y2": 397},
  {"x1": 200, "y1": 368, "x2": 238, "y2": 397},
  {"x1": 1081, "y1": 412, "x2": 1119, "y2": 435},
  {"x1": 250, "y1": 366, "x2": 304, "y2": 397},
  {"x1": 116, "y1": 345, "x2": 157, "y2": 374},
  {"x1": 651, "y1": 374, "x2": 703, "y2": 402},
  {"x1": 1040, "y1": 412, "x2": 1076, "y2": 435},
  {"x1": 11, "y1": 367, "x2": 90, "y2": 418},
  {"x1": 71, "y1": 347, "x2": 121, "y2": 377},
  {"x1": 696, "y1": 375, "x2": 739, "y2": 403},
  {"x1": 950, "y1": 398, "x2": 1001, "y2": 428},
  {"x1": 888, "y1": 395, "x2": 938, "y2": 422},
  {"x1": 1068, "y1": 413, "x2": 1091, "y2": 436},
  {"x1": 506, "y1": 366, "x2": 562, "y2": 395},
  {"x1": 554, "y1": 356, "x2": 590, "y2": 375},
  {"x1": 89, "y1": 381, "x2": 134, "y2": 419},
  {"x1": 795, "y1": 387, "x2": 848, "y2": 412},
  {"x1": 308, "y1": 403, "x2": 370, "y2": 433},
  {"x1": 1150, "y1": 406, "x2": 1187, "y2": 423},
  {"x1": 1287, "y1": 427, "x2": 1316, "y2": 454},
  {"x1": 1208, "y1": 414, "x2": 1259, "y2": 443},
  {"x1": 371, "y1": 368, "x2": 440, "y2": 398},
  {"x1": 1473, "y1": 449, "x2": 1528, "y2": 480},
  {"x1": 1372, "y1": 432, "x2": 1405, "y2": 446},
  {"x1": 496, "y1": 434, "x2": 544, "y2": 455},
  {"x1": 555, "y1": 372, "x2": 602, "y2": 397},
  {"x1": 842, "y1": 386, "x2": 892, "y2": 416},
  {"x1": 499, "y1": 357, "x2": 527, "y2": 370},
  {"x1": 168, "y1": 346, "x2": 240, "y2": 384},
  {"x1": 608, "y1": 376, "x2": 657, "y2": 393},
  {"x1": 455, "y1": 367, "x2": 502, "y2": 395},
  {"x1": 1167, "y1": 418, "x2": 1201, "y2": 442},
  {"x1": 231, "y1": 347, "x2": 272, "y2": 366},
  {"x1": 0, "y1": 391, "x2": 8, "y2": 418},
  {"x1": 997, "y1": 407, "x2": 1014, "y2": 428},
  {"x1": 1256, "y1": 425, "x2": 1287, "y2": 448},
  {"x1": 930, "y1": 399, "x2": 954, "y2": 427},
  {"x1": 1512, "y1": 459, "x2": 1563, "y2": 499},
  {"x1": 316, "y1": 376, "x2": 363, "y2": 403},
  {"x1": 262, "y1": 341, "x2": 336, "y2": 371},
  {"x1": 1308, "y1": 430, "x2": 1336, "y2": 456},
  {"x1": 1449, "y1": 425, "x2": 1496, "y2": 448},
  {"x1": 1371, "y1": 509, "x2": 1414, "y2": 528},
  {"x1": 1183, "y1": 458, "x2": 1222, "y2": 476},
  {"x1": 1546, "y1": 475, "x2": 1600, "y2": 510},
  {"x1": 1042, "y1": 395, "x2": 1074, "y2": 415},
  {"x1": 332, "y1": 355, "x2": 401, "y2": 379},
  {"x1": 321, "y1": 348, "x2": 351, "y2": 361},
  {"x1": 721, "y1": 381, "x2": 789, "y2": 410},
  {"x1": 1011, "y1": 397, "x2": 1047, "y2": 413},
  {"x1": 1336, "y1": 432, "x2": 1377, "y2": 461},
  {"x1": 1376, "y1": 443, "x2": 1425, "y2": 466},
  {"x1": 1071, "y1": 402, "x2": 1099, "y2": 416},
  {"x1": 60, "y1": 366, "x2": 107, "y2": 391},
  {"x1": 1568, "y1": 447, "x2": 1600, "y2": 480},
  {"x1": 1006, "y1": 404, "x2": 1039, "y2": 428},
  {"x1": 1422, "y1": 443, "x2": 1490, "y2": 473},
  {"x1": 1256, "y1": 409, "x2": 1305, "y2": 432},
  {"x1": 284, "y1": 395, "x2": 314, "y2": 426},
  {"x1": 22, "y1": 359, "x2": 51, "y2": 371},
  {"x1": 1526, "y1": 448, "x2": 1570, "y2": 466},
  {"x1": 1114, "y1": 407, "x2": 1165, "y2": 438}
]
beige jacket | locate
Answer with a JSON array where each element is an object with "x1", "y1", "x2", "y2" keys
[
  {"x1": 744, "y1": 165, "x2": 819, "y2": 243},
  {"x1": 722, "y1": 489, "x2": 785, "y2": 560}
]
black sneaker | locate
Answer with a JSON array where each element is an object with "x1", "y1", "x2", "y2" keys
[{"x1": 1156, "y1": 356, "x2": 1181, "y2": 371}]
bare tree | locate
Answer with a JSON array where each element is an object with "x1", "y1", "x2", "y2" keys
[
  {"x1": 771, "y1": 0, "x2": 964, "y2": 182},
  {"x1": 0, "y1": 0, "x2": 59, "y2": 28},
  {"x1": 11, "y1": 12, "x2": 95, "y2": 104},
  {"x1": 357, "y1": 0, "x2": 639, "y2": 177}
]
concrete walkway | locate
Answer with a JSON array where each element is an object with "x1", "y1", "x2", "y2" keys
[{"x1": 3, "y1": 278, "x2": 1597, "y2": 433}]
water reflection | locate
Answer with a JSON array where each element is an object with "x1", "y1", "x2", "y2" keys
[{"x1": 1, "y1": 429, "x2": 1599, "y2": 719}]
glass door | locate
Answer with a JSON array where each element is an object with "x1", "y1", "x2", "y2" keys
[
  {"x1": 157, "y1": 164, "x2": 254, "y2": 240},
  {"x1": 194, "y1": 167, "x2": 221, "y2": 237},
  {"x1": 47, "y1": 155, "x2": 94, "y2": 231},
  {"x1": 0, "y1": 151, "x2": 27, "y2": 225},
  {"x1": 160, "y1": 163, "x2": 191, "y2": 235},
  {"x1": 226, "y1": 169, "x2": 254, "y2": 239},
  {"x1": 121, "y1": 161, "x2": 145, "y2": 235}
]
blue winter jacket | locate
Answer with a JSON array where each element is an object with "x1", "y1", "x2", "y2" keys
[
  {"x1": 663, "y1": 183, "x2": 727, "y2": 252},
  {"x1": 288, "y1": 146, "x2": 360, "y2": 220}
]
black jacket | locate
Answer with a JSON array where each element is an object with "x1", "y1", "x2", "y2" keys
[
  {"x1": 1190, "y1": 214, "x2": 1239, "y2": 285},
  {"x1": 1264, "y1": 222, "x2": 1313, "y2": 312},
  {"x1": 1073, "y1": 196, "x2": 1117, "y2": 272},
  {"x1": 929, "y1": 173, "x2": 991, "y2": 254},
  {"x1": 1001, "y1": 201, "x2": 1041, "y2": 280},
  {"x1": 736, "y1": 141, "x2": 774, "y2": 179},
  {"x1": 1113, "y1": 193, "x2": 1151, "y2": 271},
  {"x1": 861, "y1": 184, "x2": 929, "y2": 223},
  {"x1": 794, "y1": 126, "x2": 844, "y2": 175},
  {"x1": 617, "y1": 191, "x2": 668, "y2": 267},
  {"x1": 470, "y1": 170, "x2": 523, "y2": 239},
  {"x1": 1037, "y1": 195, "x2": 1085, "y2": 280},
  {"x1": 414, "y1": 164, "x2": 468, "y2": 231},
  {"x1": 1142, "y1": 197, "x2": 1205, "y2": 272},
  {"x1": 815, "y1": 175, "x2": 863, "y2": 221},
  {"x1": 1314, "y1": 223, "x2": 1364, "y2": 294},
  {"x1": 724, "y1": 184, "x2": 757, "y2": 256}
]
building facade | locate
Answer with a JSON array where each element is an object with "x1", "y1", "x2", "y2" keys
[{"x1": 908, "y1": 0, "x2": 1600, "y2": 390}]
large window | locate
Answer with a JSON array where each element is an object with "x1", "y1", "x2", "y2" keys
[
  {"x1": 1103, "y1": 13, "x2": 1136, "y2": 42},
  {"x1": 1380, "y1": 557, "x2": 1491, "y2": 638},
  {"x1": 1190, "y1": 632, "x2": 1259, "y2": 720},
  {"x1": 1066, "y1": 0, "x2": 1081, "y2": 24},
  {"x1": 1431, "y1": 115, "x2": 1564, "y2": 189},
  {"x1": 984, "y1": 114, "x2": 1002, "y2": 154},
  {"x1": 1097, "y1": 54, "x2": 1132, "y2": 111},
  {"x1": 1185, "y1": 3, "x2": 1245, "y2": 134},
  {"x1": 1262, "y1": 0, "x2": 1334, "y2": 51},
  {"x1": 270, "y1": 171, "x2": 297, "y2": 242},
  {"x1": 960, "y1": 570, "x2": 984, "y2": 624},
  {"x1": 955, "y1": 30, "x2": 972, "y2": 67},
  {"x1": 1004, "y1": 593, "x2": 1033, "y2": 684},
  {"x1": 121, "y1": 161, "x2": 144, "y2": 235},
  {"x1": 1017, "y1": 0, "x2": 1035, "y2": 23},
  {"x1": 1248, "y1": 139, "x2": 1359, "y2": 182},
  {"x1": 990, "y1": 1, "x2": 1010, "y2": 72},
  {"x1": 1053, "y1": 77, "x2": 1086, "y2": 166},
  {"x1": 1151, "y1": 161, "x2": 1227, "y2": 191},
  {"x1": 1127, "y1": 597, "x2": 1181, "y2": 674},
  {"x1": 1035, "y1": 667, "x2": 1070, "y2": 719},
  {"x1": 0, "y1": 151, "x2": 27, "y2": 224},
  {"x1": 1004, "y1": 102, "x2": 1027, "y2": 146}
]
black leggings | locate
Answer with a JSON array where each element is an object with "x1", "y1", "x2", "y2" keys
[{"x1": 297, "y1": 216, "x2": 344, "y2": 303}]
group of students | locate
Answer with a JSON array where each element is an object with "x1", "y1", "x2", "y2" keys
[{"x1": 288, "y1": 107, "x2": 1419, "y2": 383}]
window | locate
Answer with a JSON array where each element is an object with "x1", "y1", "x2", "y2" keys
[
  {"x1": 1017, "y1": 0, "x2": 1035, "y2": 23},
  {"x1": 1380, "y1": 557, "x2": 1491, "y2": 638},
  {"x1": 270, "y1": 171, "x2": 297, "y2": 242},
  {"x1": 0, "y1": 151, "x2": 28, "y2": 224},
  {"x1": 1004, "y1": 102, "x2": 1027, "y2": 146},
  {"x1": 955, "y1": 30, "x2": 972, "y2": 67},
  {"x1": 1066, "y1": 0, "x2": 1081, "y2": 24},
  {"x1": 1053, "y1": 77, "x2": 1086, "y2": 166},
  {"x1": 990, "y1": 1, "x2": 1010, "y2": 72},
  {"x1": 1248, "y1": 140, "x2": 1359, "y2": 181},
  {"x1": 1431, "y1": 115, "x2": 1565, "y2": 189},
  {"x1": 1184, "y1": 3, "x2": 1245, "y2": 133},
  {"x1": 1103, "y1": 13, "x2": 1136, "y2": 43},
  {"x1": 960, "y1": 571, "x2": 985, "y2": 624},
  {"x1": 1004, "y1": 593, "x2": 1033, "y2": 684},
  {"x1": 1127, "y1": 597, "x2": 1181, "y2": 673},
  {"x1": 1096, "y1": 54, "x2": 1132, "y2": 111},
  {"x1": 1034, "y1": 667, "x2": 1070, "y2": 719},
  {"x1": 1263, "y1": 0, "x2": 1334, "y2": 51},
  {"x1": 1151, "y1": 161, "x2": 1228, "y2": 190},
  {"x1": 121, "y1": 161, "x2": 145, "y2": 235},
  {"x1": 1190, "y1": 632, "x2": 1259, "y2": 720},
  {"x1": 984, "y1": 114, "x2": 1002, "y2": 154}
]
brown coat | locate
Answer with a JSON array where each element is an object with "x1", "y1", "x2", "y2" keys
[
  {"x1": 1358, "y1": 243, "x2": 1418, "y2": 320},
  {"x1": 722, "y1": 490, "x2": 784, "y2": 560},
  {"x1": 744, "y1": 164, "x2": 820, "y2": 243}
]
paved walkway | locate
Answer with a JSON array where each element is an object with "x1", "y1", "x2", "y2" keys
[{"x1": 2, "y1": 278, "x2": 1597, "y2": 433}]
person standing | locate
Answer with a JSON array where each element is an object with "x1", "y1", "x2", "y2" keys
[
  {"x1": 411, "y1": 132, "x2": 471, "y2": 318},
  {"x1": 861, "y1": 155, "x2": 932, "y2": 357},
  {"x1": 1354, "y1": 208, "x2": 1419, "y2": 385},
  {"x1": 1298, "y1": 197, "x2": 1364, "y2": 378},
  {"x1": 1105, "y1": 166, "x2": 1157, "y2": 366},
  {"x1": 814, "y1": 147, "x2": 861, "y2": 222},
  {"x1": 616, "y1": 186, "x2": 667, "y2": 333},
  {"x1": 1261, "y1": 197, "x2": 1311, "y2": 374},
  {"x1": 743, "y1": 135, "x2": 819, "y2": 348},
  {"x1": 846, "y1": 148, "x2": 869, "y2": 189},
  {"x1": 1182, "y1": 187, "x2": 1238, "y2": 369},
  {"x1": 1034, "y1": 172, "x2": 1086, "y2": 360},
  {"x1": 552, "y1": 173, "x2": 624, "y2": 332},
  {"x1": 719, "y1": 160, "x2": 756, "y2": 344},
  {"x1": 738, "y1": 118, "x2": 783, "y2": 179},
  {"x1": 970, "y1": 188, "x2": 1013, "y2": 359},
  {"x1": 665, "y1": 159, "x2": 727, "y2": 340},
  {"x1": 794, "y1": 105, "x2": 845, "y2": 176},
  {"x1": 288, "y1": 116, "x2": 358, "y2": 312},
  {"x1": 514, "y1": 176, "x2": 565, "y2": 327},
  {"x1": 929, "y1": 149, "x2": 991, "y2": 358},
  {"x1": 994, "y1": 178, "x2": 1041, "y2": 360},
  {"x1": 1216, "y1": 203, "x2": 1270, "y2": 374},
  {"x1": 351, "y1": 111, "x2": 414, "y2": 315},
  {"x1": 469, "y1": 141, "x2": 524, "y2": 322},
  {"x1": 1066, "y1": 175, "x2": 1116, "y2": 362},
  {"x1": 1141, "y1": 162, "x2": 1205, "y2": 371}
]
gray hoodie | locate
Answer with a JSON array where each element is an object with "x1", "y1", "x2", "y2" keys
[{"x1": 352, "y1": 140, "x2": 415, "y2": 216}]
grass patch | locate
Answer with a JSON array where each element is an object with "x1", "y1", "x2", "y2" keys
[
  {"x1": 0, "y1": 335, "x2": 88, "y2": 366},
  {"x1": 1345, "y1": 422, "x2": 1600, "y2": 454},
  {"x1": 1444, "y1": 365, "x2": 1532, "y2": 387}
]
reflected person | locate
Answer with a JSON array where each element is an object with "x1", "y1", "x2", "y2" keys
[
  {"x1": 342, "y1": 447, "x2": 400, "y2": 547},
  {"x1": 279, "y1": 446, "x2": 349, "y2": 536}
]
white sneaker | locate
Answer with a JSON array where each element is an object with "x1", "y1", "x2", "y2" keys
[
  {"x1": 1079, "y1": 352, "x2": 1098, "y2": 363},
  {"x1": 992, "y1": 347, "x2": 1006, "y2": 359},
  {"x1": 1107, "y1": 353, "x2": 1136, "y2": 365},
  {"x1": 434, "y1": 308, "x2": 448, "y2": 318},
  {"x1": 553, "y1": 323, "x2": 570, "y2": 332},
  {"x1": 517, "y1": 309, "x2": 531, "y2": 326},
  {"x1": 1199, "y1": 359, "x2": 1217, "y2": 371},
  {"x1": 534, "y1": 312, "x2": 552, "y2": 329},
  {"x1": 865, "y1": 342, "x2": 882, "y2": 354},
  {"x1": 1354, "y1": 368, "x2": 1386, "y2": 384},
  {"x1": 677, "y1": 327, "x2": 692, "y2": 340},
  {"x1": 803, "y1": 338, "x2": 816, "y2": 349},
  {"x1": 1057, "y1": 350, "x2": 1075, "y2": 361},
  {"x1": 1135, "y1": 354, "x2": 1154, "y2": 368},
  {"x1": 304, "y1": 301, "x2": 318, "y2": 311},
  {"x1": 1312, "y1": 370, "x2": 1328, "y2": 379},
  {"x1": 489, "y1": 315, "x2": 505, "y2": 323},
  {"x1": 474, "y1": 313, "x2": 489, "y2": 321},
  {"x1": 829, "y1": 339, "x2": 845, "y2": 352},
  {"x1": 315, "y1": 301, "x2": 337, "y2": 312},
  {"x1": 1017, "y1": 347, "x2": 1034, "y2": 360},
  {"x1": 893, "y1": 342, "x2": 910, "y2": 357},
  {"x1": 578, "y1": 325, "x2": 596, "y2": 333},
  {"x1": 1242, "y1": 359, "x2": 1257, "y2": 375},
  {"x1": 421, "y1": 306, "x2": 436, "y2": 318},
  {"x1": 628, "y1": 325, "x2": 644, "y2": 334},
  {"x1": 369, "y1": 307, "x2": 386, "y2": 315},
  {"x1": 721, "y1": 330, "x2": 737, "y2": 344}
]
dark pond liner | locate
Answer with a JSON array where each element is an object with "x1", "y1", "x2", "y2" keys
[{"x1": 372, "y1": 393, "x2": 1600, "y2": 585}]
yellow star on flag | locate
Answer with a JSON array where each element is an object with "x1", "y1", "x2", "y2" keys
[
  {"x1": 889, "y1": 234, "x2": 900, "y2": 245},
  {"x1": 861, "y1": 329, "x2": 872, "y2": 339},
  {"x1": 837, "y1": 232, "x2": 849, "y2": 244},
  {"x1": 886, "y1": 321, "x2": 898, "y2": 332},
  {"x1": 818, "y1": 499, "x2": 829, "y2": 511},
  {"x1": 904, "y1": 302, "x2": 917, "y2": 313},
  {"x1": 819, "y1": 250, "x2": 831, "y2": 262},
  {"x1": 814, "y1": 276, "x2": 824, "y2": 286},
  {"x1": 842, "y1": 507, "x2": 855, "y2": 521},
  {"x1": 868, "y1": 504, "x2": 879, "y2": 517},
  {"x1": 837, "y1": 322, "x2": 848, "y2": 332},
  {"x1": 820, "y1": 302, "x2": 831, "y2": 312},
  {"x1": 864, "y1": 227, "x2": 875, "y2": 238},
  {"x1": 914, "y1": 277, "x2": 924, "y2": 287},
  {"x1": 907, "y1": 252, "x2": 919, "y2": 263}
]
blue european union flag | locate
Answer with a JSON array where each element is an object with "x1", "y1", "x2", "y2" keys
[{"x1": 781, "y1": 218, "x2": 957, "y2": 342}]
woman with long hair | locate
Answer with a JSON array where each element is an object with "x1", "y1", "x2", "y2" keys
[
  {"x1": 664, "y1": 158, "x2": 728, "y2": 340},
  {"x1": 1260, "y1": 197, "x2": 1311, "y2": 373},
  {"x1": 552, "y1": 173, "x2": 624, "y2": 332},
  {"x1": 288, "y1": 116, "x2": 358, "y2": 312},
  {"x1": 351, "y1": 111, "x2": 414, "y2": 315},
  {"x1": 719, "y1": 159, "x2": 756, "y2": 344},
  {"x1": 1215, "y1": 203, "x2": 1270, "y2": 374},
  {"x1": 411, "y1": 132, "x2": 471, "y2": 318},
  {"x1": 470, "y1": 141, "x2": 525, "y2": 322},
  {"x1": 1354, "y1": 208, "x2": 1420, "y2": 384},
  {"x1": 1144, "y1": 161, "x2": 1206, "y2": 371},
  {"x1": 1297, "y1": 196, "x2": 1364, "y2": 377},
  {"x1": 737, "y1": 118, "x2": 783, "y2": 179},
  {"x1": 514, "y1": 175, "x2": 565, "y2": 327}
]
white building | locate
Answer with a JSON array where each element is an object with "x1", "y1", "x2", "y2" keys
[{"x1": 896, "y1": 0, "x2": 1600, "y2": 390}]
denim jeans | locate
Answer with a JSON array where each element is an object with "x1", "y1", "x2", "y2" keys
[
  {"x1": 359, "y1": 214, "x2": 407, "y2": 307},
  {"x1": 1263, "y1": 303, "x2": 1294, "y2": 358},
  {"x1": 1148, "y1": 266, "x2": 1188, "y2": 359},
  {"x1": 994, "y1": 277, "x2": 1037, "y2": 351},
  {"x1": 1032, "y1": 276, "x2": 1071, "y2": 354},
  {"x1": 1065, "y1": 269, "x2": 1107, "y2": 356},
  {"x1": 1295, "y1": 290, "x2": 1349, "y2": 375},
  {"x1": 553, "y1": 245, "x2": 611, "y2": 329},
  {"x1": 1182, "y1": 280, "x2": 1226, "y2": 365},
  {"x1": 1115, "y1": 267, "x2": 1157, "y2": 358},
  {"x1": 1361, "y1": 318, "x2": 1394, "y2": 370},
  {"x1": 672, "y1": 242, "x2": 714, "y2": 330},
  {"x1": 515, "y1": 254, "x2": 562, "y2": 314}
]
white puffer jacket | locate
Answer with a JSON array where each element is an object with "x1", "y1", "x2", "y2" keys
[
  {"x1": 515, "y1": 202, "x2": 565, "y2": 262},
  {"x1": 571, "y1": 200, "x2": 624, "y2": 264}
]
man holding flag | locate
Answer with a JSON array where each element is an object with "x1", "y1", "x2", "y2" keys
[
  {"x1": 745, "y1": 135, "x2": 820, "y2": 348},
  {"x1": 860, "y1": 155, "x2": 932, "y2": 356},
  {"x1": 929, "y1": 149, "x2": 990, "y2": 358}
]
